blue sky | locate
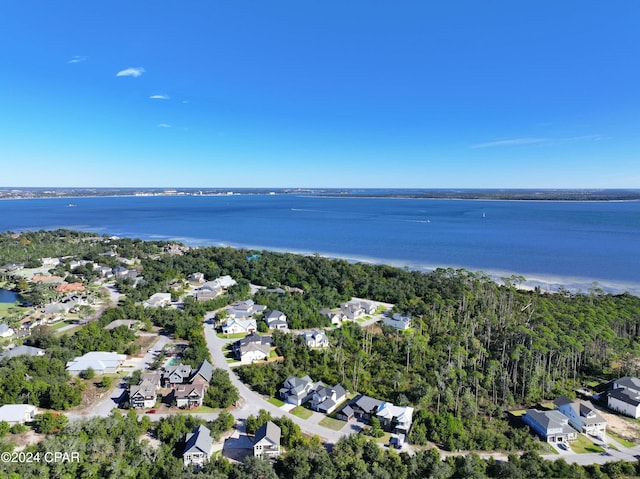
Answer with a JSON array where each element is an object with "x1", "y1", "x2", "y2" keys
[{"x1": 1, "y1": 1, "x2": 639, "y2": 188}]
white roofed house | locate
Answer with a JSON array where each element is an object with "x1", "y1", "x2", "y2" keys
[
  {"x1": 376, "y1": 402, "x2": 414, "y2": 434},
  {"x1": 65, "y1": 351, "x2": 127, "y2": 376},
  {"x1": 0, "y1": 404, "x2": 38, "y2": 426},
  {"x1": 0, "y1": 345, "x2": 45, "y2": 360},
  {"x1": 253, "y1": 421, "x2": 281, "y2": 459},
  {"x1": 221, "y1": 318, "x2": 257, "y2": 335},
  {"x1": 183, "y1": 425, "x2": 213, "y2": 468},
  {"x1": 143, "y1": 293, "x2": 172, "y2": 308}
]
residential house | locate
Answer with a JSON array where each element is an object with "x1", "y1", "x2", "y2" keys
[
  {"x1": 221, "y1": 318, "x2": 257, "y2": 335},
  {"x1": 607, "y1": 376, "x2": 640, "y2": 418},
  {"x1": 279, "y1": 375, "x2": 316, "y2": 406},
  {"x1": 0, "y1": 345, "x2": 45, "y2": 361},
  {"x1": 140, "y1": 371, "x2": 162, "y2": 389},
  {"x1": 383, "y1": 313, "x2": 412, "y2": 330},
  {"x1": 522, "y1": 409, "x2": 578, "y2": 443},
  {"x1": 0, "y1": 324, "x2": 15, "y2": 338},
  {"x1": 310, "y1": 383, "x2": 347, "y2": 414},
  {"x1": 299, "y1": 330, "x2": 329, "y2": 348},
  {"x1": 143, "y1": 293, "x2": 172, "y2": 308},
  {"x1": 253, "y1": 421, "x2": 281, "y2": 459},
  {"x1": 40, "y1": 257, "x2": 60, "y2": 267},
  {"x1": 163, "y1": 364, "x2": 193, "y2": 387},
  {"x1": 336, "y1": 405, "x2": 355, "y2": 422},
  {"x1": 211, "y1": 275, "x2": 237, "y2": 289},
  {"x1": 195, "y1": 282, "x2": 222, "y2": 302},
  {"x1": 233, "y1": 333, "x2": 272, "y2": 364},
  {"x1": 608, "y1": 389, "x2": 640, "y2": 418},
  {"x1": 129, "y1": 380, "x2": 158, "y2": 409},
  {"x1": 55, "y1": 282, "x2": 86, "y2": 294},
  {"x1": 359, "y1": 300, "x2": 377, "y2": 315},
  {"x1": 265, "y1": 310, "x2": 288, "y2": 330},
  {"x1": 227, "y1": 300, "x2": 267, "y2": 319},
  {"x1": 320, "y1": 308, "x2": 344, "y2": 325},
  {"x1": 0, "y1": 404, "x2": 38, "y2": 426},
  {"x1": 103, "y1": 319, "x2": 141, "y2": 331},
  {"x1": 175, "y1": 383, "x2": 207, "y2": 408},
  {"x1": 65, "y1": 351, "x2": 127, "y2": 376},
  {"x1": 350, "y1": 395, "x2": 384, "y2": 421},
  {"x1": 376, "y1": 402, "x2": 414, "y2": 434},
  {"x1": 341, "y1": 300, "x2": 365, "y2": 320},
  {"x1": 188, "y1": 272, "x2": 205, "y2": 284},
  {"x1": 183, "y1": 425, "x2": 213, "y2": 468},
  {"x1": 554, "y1": 396, "x2": 607, "y2": 436},
  {"x1": 191, "y1": 360, "x2": 214, "y2": 386}
]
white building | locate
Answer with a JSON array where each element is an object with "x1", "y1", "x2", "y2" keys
[
  {"x1": 608, "y1": 377, "x2": 640, "y2": 418},
  {"x1": 143, "y1": 293, "x2": 172, "y2": 308},
  {"x1": 0, "y1": 404, "x2": 38, "y2": 425},
  {"x1": 66, "y1": 351, "x2": 127, "y2": 375},
  {"x1": 183, "y1": 425, "x2": 213, "y2": 468}
]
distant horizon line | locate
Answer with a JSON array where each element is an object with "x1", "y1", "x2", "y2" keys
[{"x1": 2, "y1": 187, "x2": 639, "y2": 191}]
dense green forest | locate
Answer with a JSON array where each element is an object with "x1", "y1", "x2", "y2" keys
[
  {"x1": 1, "y1": 411, "x2": 639, "y2": 479},
  {"x1": 2, "y1": 230, "x2": 640, "y2": 476}
]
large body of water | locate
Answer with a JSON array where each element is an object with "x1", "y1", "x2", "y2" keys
[{"x1": 1, "y1": 195, "x2": 639, "y2": 294}]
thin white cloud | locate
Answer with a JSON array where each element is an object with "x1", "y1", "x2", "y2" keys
[
  {"x1": 67, "y1": 55, "x2": 87, "y2": 64},
  {"x1": 471, "y1": 138, "x2": 548, "y2": 149},
  {"x1": 149, "y1": 94, "x2": 170, "y2": 100},
  {"x1": 157, "y1": 123, "x2": 171, "y2": 128},
  {"x1": 471, "y1": 135, "x2": 605, "y2": 149},
  {"x1": 116, "y1": 67, "x2": 145, "y2": 78}
]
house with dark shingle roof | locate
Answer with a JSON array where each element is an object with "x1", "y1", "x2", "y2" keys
[
  {"x1": 233, "y1": 333, "x2": 272, "y2": 363},
  {"x1": 607, "y1": 376, "x2": 640, "y2": 418},
  {"x1": 183, "y1": 425, "x2": 213, "y2": 468},
  {"x1": 310, "y1": 383, "x2": 347, "y2": 414}
]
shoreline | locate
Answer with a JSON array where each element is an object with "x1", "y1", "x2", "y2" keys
[{"x1": 137, "y1": 233, "x2": 640, "y2": 297}]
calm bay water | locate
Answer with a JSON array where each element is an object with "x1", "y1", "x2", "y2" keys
[{"x1": 0, "y1": 195, "x2": 638, "y2": 294}]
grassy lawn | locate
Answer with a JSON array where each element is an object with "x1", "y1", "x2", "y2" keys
[
  {"x1": 181, "y1": 405, "x2": 218, "y2": 414},
  {"x1": 357, "y1": 316, "x2": 371, "y2": 323},
  {"x1": 374, "y1": 432, "x2": 393, "y2": 444},
  {"x1": 269, "y1": 349, "x2": 279, "y2": 358},
  {"x1": 319, "y1": 416, "x2": 346, "y2": 431},
  {"x1": 570, "y1": 435, "x2": 606, "y2": 454},
  {"x1": 50, "y1": 320, "x2": 72, "y2": 330},
  {"x1": 268, "y1": 397, "x2": 285, "y2": 407},
  {"x1": 607, "y1": 430, "x2": 636, "y2": 448},
  {"x1": 55, "y1": 324, "x2": 84, "y2": 336},
  {"x1": 509, "y1": 409, "x2": 527, "y2": 417},
  {"x1": 216, "y1": 332, "x2": 247, "y2": 339},
  {"x1": 290, "y1": 406, "x2": 313, "y2": 420},
  {"x1": 539, "y1": 402, "x2": 555, "y2": 410}
]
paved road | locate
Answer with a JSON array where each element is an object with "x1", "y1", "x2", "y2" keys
[{"x1": 204, "y1": 324, "x2": 352, "y2": 444}]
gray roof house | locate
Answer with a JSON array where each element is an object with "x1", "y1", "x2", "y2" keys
[
  {"x1": 522, "y1": 409, "x2": 578, "y2": 443},
  {"x1": 233, "y1": 333, "x2": 272, "y2": 364},
  {"x1": 183, "y1": 425, "x2": 213, "y2": 468},
  {"x1": 554, "y1": 395, "x2": 606, "y2": 436},
  {"x1": 192, "y1": 359, "x2": 214, "y2": 385},
  {"x1": 0, "y1": 345, "x2": 45, "y2": 360},
  {"x1": 280, "y1": 375, "x2": 315, "y2": 406},
  {"x1": 129, "y1": 380, "x2": 158, "y2": 409},
  {"x1": 299, "y1": 330, "x2": 329, "y2": 348},
  {"x1": 163, "y1": 364, "x2": 193, "y2": 386},
  {"x1": 310, "y1": 383, "x2": 347, "y2": 414},
  {"x1": 265, "y1": 311, "x2": 288, "y2": 330},
  {"x1": 253, "y1": 421, "x2": 281, "y2": 459},
  {"x1": 350, "y1": 395, "x2": 384, "y2": 421}
]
